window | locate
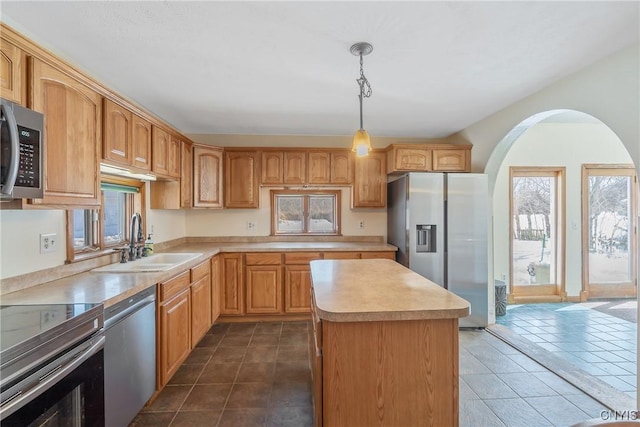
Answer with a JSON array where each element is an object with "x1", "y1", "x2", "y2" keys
[
  {"x1": 67, "y1": 178, "x2": 144, "y2": 261},
  {"x1": 271, "y1": 190, "x2": 341, "y2": 235}
]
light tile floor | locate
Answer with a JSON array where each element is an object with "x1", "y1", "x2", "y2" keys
[
  {"x1": 131, "y1": 321, "x2": 611, "y2": 427},
  {"x1": 496, "y1": 301, "x2": 637, "y2": 400}
]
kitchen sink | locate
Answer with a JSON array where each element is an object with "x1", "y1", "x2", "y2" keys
[{"x1": 92, "y1": 253, "x2": 203, "y2": 273}]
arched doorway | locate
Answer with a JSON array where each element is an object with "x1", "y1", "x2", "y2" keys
[{"x1": 486, "y1": 109, "x2": 637, "y2": 303}]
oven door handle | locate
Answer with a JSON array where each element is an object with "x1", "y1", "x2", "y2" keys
[
  {"x1": 0, "y1": 335, "x2": 105, "y2": 420},
  {"x1": 0, "y1": 102, "x2": 20, "y2": 197}
]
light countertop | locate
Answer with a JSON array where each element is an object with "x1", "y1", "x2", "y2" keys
[
  {"x1": 1, "y1": 241, "x2": 396, "y2": 308},
  {"x1": 310, "y1": 259, "x2": 470, "y2": 322}
]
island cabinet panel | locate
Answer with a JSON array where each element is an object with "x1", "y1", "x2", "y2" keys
[
  {"x1": 352, "y1": 151, "x2": 386, "y2": 208},
  {"x1": 224, "y1": 151, "x2": 260, "y2": 208},
  {"x1": 261, "y1": 151, "x2": 283, "y2": 184},
  {"x1": 30, "y1": 59, "x2": 101, "y2": 207},
  {"x1": 211, "y1": 255, "x2": 221, "y2": 323},
  {"x1": 0, "y1": 38, "x2": 23, "y2": 104},
  {"x1": 220, "y1": 253, "x2": 245, "y2": 315},
  {"x1": 131, "y1": 114, "x2": 152, "y2": 171},
  {"x1": 329, "y1": 151, "x2": 352, "y2": 184},
  {"x1": 193, "y1": 145, "x2": 223, "y2": 208},
  {"x1": 320, "y1": 319, "x2": 459, "y2": 427},
  {"x1": 158, "y1": 288, "x2": 191, "y2": 388},
  {"x1": 307, "y1": 152, "x2": 331, "y2": 185},
  {"x1": 284, "y1": 265, "x2": 311, "y2": 313},
  {"x1": 283, "y1": 151, "x2": 307, "y2": 185}
]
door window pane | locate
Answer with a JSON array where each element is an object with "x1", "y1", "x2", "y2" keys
[
  {"x1": 588, "y1": 175, "x2": 632, "y2": 283},
  {"x1": 511, "y1": 175, "x2": 557, "y2": 286}
]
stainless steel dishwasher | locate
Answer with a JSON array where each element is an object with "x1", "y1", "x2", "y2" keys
[{"x1": 104, "y1": 286, "x2": 156, "y2": 427}]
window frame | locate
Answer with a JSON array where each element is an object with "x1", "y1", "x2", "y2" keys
[
  {"x1": 270, "y1": 189, "x2": 341, "y2": 236},
  {"x1": 65, "y1": 176, "x2": 145, "y2": 263}
]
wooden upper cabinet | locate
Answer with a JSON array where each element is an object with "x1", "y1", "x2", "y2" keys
[
  {"x1": 432, "y1": 148, "x2": 470, "y2": 172},
  {"x1": 103, "y1": 98, "x2": 133, "y2": 166},
  {"x1": 131, "y1": 114, "x2": 152, "y2": 171},
  {"x1": 193, "y1": 145, "x2": 223, "y2": 208},
  {"x1": 330, "y1": 151, "x2": 352, "y2": 184},
  {"x1": 352, "y1": 151, "x2": 386, "y2": 208},
  {"x1": 262, "y1": 152, "x2": 283, "y2": 185},
  {"x1": 0, "y1": 38, "x2": 23, "y2": 104},
  {"x1": 180, "y1": 141, "x2": 193, "y2": 208},
  {"x1": 224, "y1": 151, "x2": 259, "y2": 208},
  {"x1": 307, "y1": 152, "x2": 331, "y2": 185},
  {"x1": 389, "y1": 147, "x2": 432, "y2": 172},
  {"x1": 168, "y1": 136, "x2": 181, "y2": 179},
  {"x1": 30, "y1": 59, "x2": 101, "y2": 207},
  {"x1": 152, "y1": 126, "x2": 170, "y2": 176},
  {"x1": 283, "y1": 151, "x2": 306, "y2": 185}
]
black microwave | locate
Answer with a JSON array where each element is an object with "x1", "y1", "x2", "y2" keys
[{"x1": 0, "y1": 98, "x2": 44, "y2": 199}]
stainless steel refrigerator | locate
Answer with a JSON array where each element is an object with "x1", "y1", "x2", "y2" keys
[{"x1": 387, "y1": 173, "x2": 490, "y2": 328}]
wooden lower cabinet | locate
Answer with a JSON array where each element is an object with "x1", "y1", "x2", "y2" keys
[
  {"x1": 284, "y1": 265, "x2": 311, "y2": 313},
  {"x1": 221, "y1": 253, "x2": 245, "y2": 315},
  {"x1": 158, "y1": 288, "x2": 191, "y2": 388},
  {"x1": 190, "y1": 275, "x2": 211, "y2": 345},
  {"x1": 314, "y1": 318, "x2": 459, "y2": 426},
  {"x1": 246, "y1": 265, "x2": 282, "y2": 314},
  {"x1": 211, "y1": 255, "x2": 221, "y2": 323}
]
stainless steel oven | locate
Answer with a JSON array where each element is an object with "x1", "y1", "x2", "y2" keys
[{"x1": 0, "y1": 303, "x2": 104, "y2": 426}]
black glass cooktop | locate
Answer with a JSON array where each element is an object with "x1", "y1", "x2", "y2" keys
[{"x1": 0, "y1": 303, "x2": 103, "y2": 353}]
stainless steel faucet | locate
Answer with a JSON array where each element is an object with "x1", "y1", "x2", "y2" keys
[{"x1": 129, "y1": 213, "x2": 143, "y2": 260}]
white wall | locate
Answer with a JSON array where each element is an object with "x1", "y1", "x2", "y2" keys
[
  {"x1": 493, "y1": 121, "x2": 633, "y2": 297},
  {"x1": 185, "y1": 186, "x2": 387, "y2": 238}
]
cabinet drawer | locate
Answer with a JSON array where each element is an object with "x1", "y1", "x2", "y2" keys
[
  {"x1": 360, "y1": 251, "x2": 395, "y2": 260},
  {"x1": 322, "y1": 252, "x2": 360, "y2": 260},
  {"x1": 245, "y1": 252, "x2": 282, "y2": 266},
  {"x1": 159, "y1": 271, "x2": 190, "y2": 302},
  {"x1": 285, "y1": 252, "x2": 322, "y2": 265},
  {"x1": 191, "y1": 260, "x2": 211, "y2": 282}
]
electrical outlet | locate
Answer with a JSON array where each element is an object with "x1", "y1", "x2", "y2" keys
[
  {"x1": 359, "y1": 220, "x2": 365, "y2": 229},
  {"x1": 40, "y1": 309, "x2": 59, "y2": 327},
  {"x1": 247, "y1": 221, "x2": 256, "y2": 231},
  {"x1": 40, "y1": 233, "x2": 57, "y2": 254}
]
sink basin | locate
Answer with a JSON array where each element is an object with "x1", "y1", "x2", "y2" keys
[{"x1": 92, "y1": 253, "x2": 203, "y2": 273}]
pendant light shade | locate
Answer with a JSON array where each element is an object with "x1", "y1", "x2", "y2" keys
[
  {"x1": 350, "y1": 42, "x2": 373, "y2": 157},
  {"x1": 352, "y1": 129, "x2": 372, "y2": 157}
]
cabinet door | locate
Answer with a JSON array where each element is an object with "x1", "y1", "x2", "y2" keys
[
  {"x1": 432, "y1": 148, "x2": 470, "y2": 172},
  {"x1": 0, "y1": 38, "x2": 23, "y2": 104},
  {"x1": 180, "y1": 141, "x2": 193, "y2": 208},
  {"x1": 131, "y1": 114, "x2": 152, "y2": 171},
  {"x1": 168, "y1": 136, "x2": 181, "y2": 179},
  {"x1": 30, "y1": 59, "x2": 101, "y2": 207},
  {"x1": 352, "y1": 151, "x2": 386, "y2": 208},
  {"x1": 261, "y1": 151, "x2": 283, "y2": 185},
  {"x1": 159, "y1": 289, "x2": 191, "y2": 387},
  {"x1": 308, "y1": 152, "x2": 331, "y2": 185},
  {"x1": 224, "y1": 152, "x2": 259, "y2": 208},
  {"x1": 284, "y1": 265, "x2": 311, "y2": 313},
  {"x1": 211, "y1": 255, "x2": 221, "y2": 323},
  {"x1": 246, "y1": 265, "x2": 282, "y2": 314},
  {"x1": 330, "y1": 151, "x2": 352, "y2": 184},
  {"x1": 194, "y1": 146, "x2": 224, "y2": 208},
  {"x1": 394, "y1": 148, "x2": 431, "y2": 171},
  {"x1": 361, "y1": 251, "x2": 395, "y2": 260},
  {"x1": 322, "y1": 252, "x2": 360, "y2": 260},
  {"x1": 103, "y1": 98, "x2": 132, "y2": 166},
  {"x1": 191, "y1": 275, "x2": 212, "y2": 346},
  {"x1": 152, "y1": 126, "x2": 170, "y2": 176},
  {"x1": 283, "y1": 152, "x2": 306, "y2": 185},
  {"x1": 221, "y1": 253, "x2": 244, "y2": 315}
]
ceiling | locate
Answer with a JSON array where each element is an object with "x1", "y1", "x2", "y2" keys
[{"x1": 2, "y1": 1, "x2": 638, "y2": 139}]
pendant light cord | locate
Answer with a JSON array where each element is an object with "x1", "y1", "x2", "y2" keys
[{"x1": 356, "y1": 53, "x2": 372, "y2": 130}]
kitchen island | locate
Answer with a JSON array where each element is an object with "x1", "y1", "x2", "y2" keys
[{"x1": 309, "y1": 259, "x2": 470, "y2": 427}]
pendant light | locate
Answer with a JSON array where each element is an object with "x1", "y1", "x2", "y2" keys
[{"x1": 350, "y1": 42, "x2": 373, "y2": 157}]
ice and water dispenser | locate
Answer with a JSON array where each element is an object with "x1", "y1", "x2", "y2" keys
[{"x1": 416, "y1": 225, "x2": 436, "y2": 253}]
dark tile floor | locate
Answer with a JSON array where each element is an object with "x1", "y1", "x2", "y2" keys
[
  {"x1": 131, "y1": 321, "x2": 609, "y2": 427},
  {"x1": 496, "y1": 301, "x2": 637, "y2": 400}
]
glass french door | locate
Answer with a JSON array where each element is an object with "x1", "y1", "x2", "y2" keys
[
  {"x1": 583, "y1": 165, "x2": 637, "y2": 298},
  {"x1": 510, "y1": 167, "x2": 565, "y2": 300}
]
